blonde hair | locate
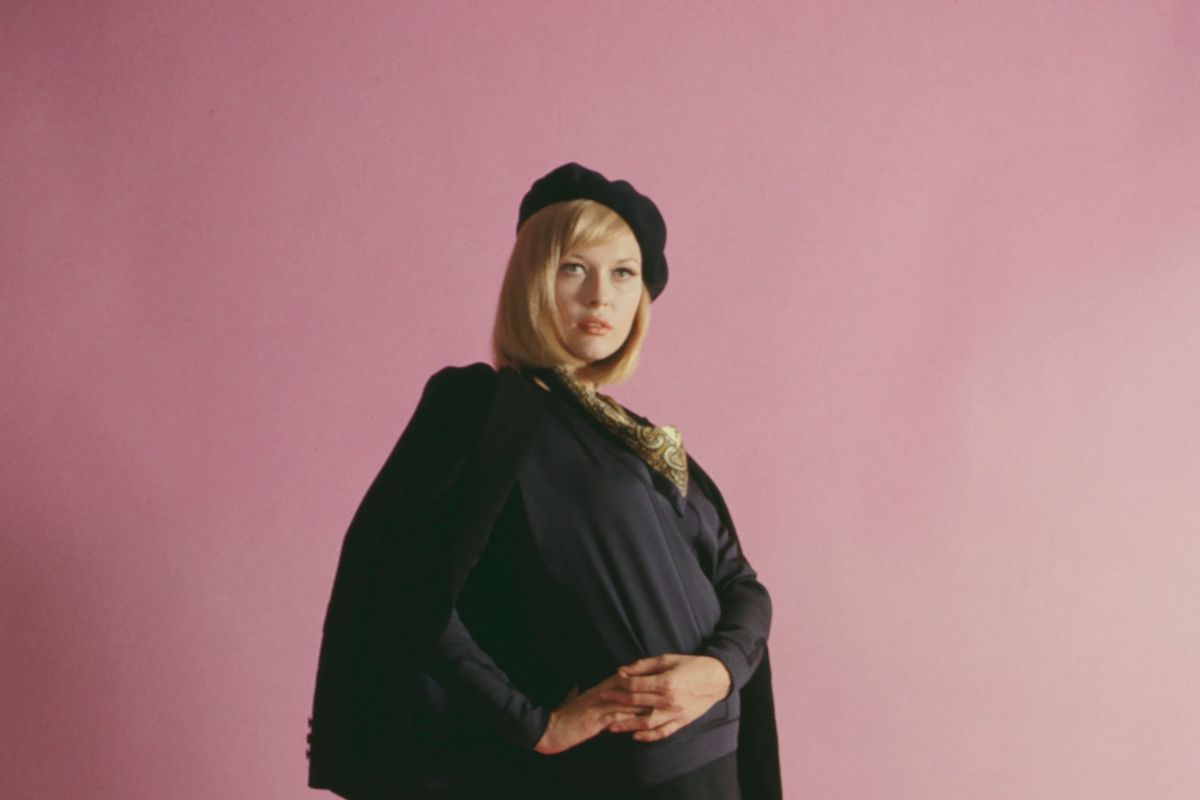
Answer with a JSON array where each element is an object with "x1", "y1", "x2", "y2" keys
[{"x1": 491, "y1": 198, "x2": 652, "y2": 388}]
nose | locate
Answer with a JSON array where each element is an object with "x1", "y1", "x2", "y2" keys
[{"x1": 583, "y1": 270, "x2": 611, "y2": 308}]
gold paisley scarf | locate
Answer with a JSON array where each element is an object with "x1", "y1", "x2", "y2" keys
[{"x1": 533, "y1": 364, "x2": 690, "y2": 498}]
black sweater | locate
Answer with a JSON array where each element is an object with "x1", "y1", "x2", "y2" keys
[{"x1": 427, "y1": 378, "x2": 772, "y2": 792}]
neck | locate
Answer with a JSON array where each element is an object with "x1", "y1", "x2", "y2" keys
[
  {"x1": 551, "y1": 363, "x2": 597, "y2": 394},
  {"x1": 564, "y1": 364, "x2": 597, "y2": 393}
]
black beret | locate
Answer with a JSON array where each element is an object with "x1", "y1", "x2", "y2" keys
[{"x1": 516, "y1": 162, "x2": 669, "y2": 301}]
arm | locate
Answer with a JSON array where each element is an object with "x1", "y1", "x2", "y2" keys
[
  {"x1": 427, "y1": 605, "x2": 551, "y2": 750},
  {"x1": 699, "y1": 504, "x2": 773, "y2": 698},
  {"x1": 424, "y1": 475, "x2": 553, "y2": 750}
]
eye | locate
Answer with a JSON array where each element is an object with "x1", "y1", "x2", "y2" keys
[
  {"x1": 559, "y1": 262, "x2": 585, "y2": 274},
  {"x1": 615, "y1": 267, "x2": 639, "y2": 278}
]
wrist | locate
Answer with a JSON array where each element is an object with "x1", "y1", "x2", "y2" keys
[
  {"x1": 707, "y1": 655, "x2": 733, "y2": 698},
  {"x1": 535, "y1": 709, "x2": 558, "y2": 754}
]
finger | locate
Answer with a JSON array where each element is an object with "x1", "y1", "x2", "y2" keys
[
  {"x1": 631, "y1": 717, "x2": 686, "y2": 742},
  {"x1": 619, "y1": 654, "x2": 674, "y2": 675},
  {"x1": 606, "y1": 710, "x2": 658, "y2": 733},
  {"x1": 605, "y1": 713, "x2": 652, "y2": 731},
  {"x1": 596, "y1": 701, "x2": 650, "y2": 723},
  {"x1": 601, "y1": 700, "x2": 652, "y2": 714},
  {"x1": 599, "y1": 689, "x2": 675, "y2": 708},
  {"x1": 614, "y1": 673, "x2": 670, "y2": 694},
  {"x1": 603, "y1": 709, "x2": 645, "y2": 724},
  {"x1": 594, "y1": 671, "x2": 667, "y2": 698},
  {"x1": 607, "y1": 709, "x2": 676, "y2": 733}
]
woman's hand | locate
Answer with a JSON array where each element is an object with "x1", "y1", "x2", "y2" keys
[
  {"x1": 596, "y1": 654, "x2": 732, "y2": 742},
  {"x1": 533, "y1": 674, "x2": 651, "y2": 755}
]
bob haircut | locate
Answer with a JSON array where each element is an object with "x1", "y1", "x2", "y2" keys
[{"x1": 491, "y1": 198, "x2": 652, "y2": 389}]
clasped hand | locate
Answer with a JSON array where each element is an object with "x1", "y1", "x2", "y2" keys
[{"x1": 533, "y1": 653, "x2": 731, "y2": 755}]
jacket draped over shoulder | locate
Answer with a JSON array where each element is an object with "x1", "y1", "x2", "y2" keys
[{"x1": 306, "y1": 363, "x2": 782, "y2": 800}]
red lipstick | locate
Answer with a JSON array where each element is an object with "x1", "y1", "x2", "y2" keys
[{"x1": 578, "y1": 316, "x2": 611, "y2": 335}]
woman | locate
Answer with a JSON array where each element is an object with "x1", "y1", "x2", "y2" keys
[{"x1": 307, "y1": 163, "x2": 781, "y2": 800}]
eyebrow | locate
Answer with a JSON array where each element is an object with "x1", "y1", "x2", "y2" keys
[{"x1": 565, "y1": 253, "x2": 642, "y2": 266}]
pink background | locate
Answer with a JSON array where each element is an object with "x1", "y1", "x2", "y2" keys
[{"x1": 3, "y1": 2, "x2": 1198, "y2": 798}]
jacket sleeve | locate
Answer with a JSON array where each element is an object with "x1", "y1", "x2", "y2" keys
[
  {"x1": 698, "y1": 493, "x2": 773, "y2": 697},
  {"x1": 427, "y1": 607, "x2": 552, "y2": 750},
  {"x1": 309, "y1": 363, "x2": 500, "y2": 793},
  {"x1": 356, "y1": 365, "x2": 499, "y2": 707}
]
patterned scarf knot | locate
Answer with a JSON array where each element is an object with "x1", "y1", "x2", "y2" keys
[{"x1": 538, "y1": 364, "x2": 689, "y2": 498}]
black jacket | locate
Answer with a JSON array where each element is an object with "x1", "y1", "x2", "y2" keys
[{"x1": 305, "y1": 362, "x2": 782, "y2": 799}]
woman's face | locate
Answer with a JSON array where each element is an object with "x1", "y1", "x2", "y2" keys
[{"x1": 554, "y1": 227, "x2": 643, "y2": 365}]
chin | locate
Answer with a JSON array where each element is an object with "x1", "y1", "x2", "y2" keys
[{"x1": 568, "y1": 341, "x2": 618, "y2": 364}]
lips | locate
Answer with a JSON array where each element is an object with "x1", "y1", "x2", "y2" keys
[{"x1": 578, "y1": 317, "x2": 611, "y2": 334}]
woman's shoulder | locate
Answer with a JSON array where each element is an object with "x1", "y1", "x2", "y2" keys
[
  {"x1": 416, "y1": 361, "x2": 543, "y2": 418},
  {"x1": 423, "y1": 360, "x2": 499, "y2": 396},
  {"x1": 423, "y1": 361, "x2": 550, "y2": 398},
  {"x1": 400, "y1": 362, "x2": 497, "y2": 430}
]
